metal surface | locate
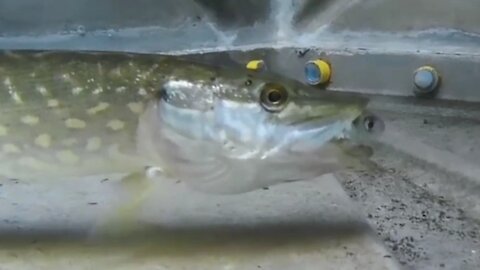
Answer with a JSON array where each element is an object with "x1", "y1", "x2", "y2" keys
[
  {"x1": 180, "y1": 48, "x2": 480, "y2": 102},
  {"x1": 0, "y1": 0, "x2": 479, "y2": 269},
  {"x1": 1, "y1": 1, "x2": 480, "y2": 102}
]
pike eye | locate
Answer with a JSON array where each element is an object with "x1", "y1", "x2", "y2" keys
[{"x1": 260, "y1": 84, "x2": 288, "y2": 112}]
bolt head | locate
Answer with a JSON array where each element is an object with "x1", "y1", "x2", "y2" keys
[
  {"x1": 414, "y1": 70, "x2": 435, "y2": 89},
  {"x1": 413, "y1": 66, "x2": 440, "y2": 97},
  {"x1": 304, "y1": 60, "x2": 331, "y2": 86}
]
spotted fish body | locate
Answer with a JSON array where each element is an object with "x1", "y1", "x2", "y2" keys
[
  {"x1": 0, "y1": 51, "x2": 165, "y2": 179},
  {"x1": 0, "y1": 50, "x2": 383, "y2": 194}
]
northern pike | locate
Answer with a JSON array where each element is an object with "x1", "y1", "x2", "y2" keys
[{"x1": 0, "y1": 50, "x2": 384, "y2": 194}]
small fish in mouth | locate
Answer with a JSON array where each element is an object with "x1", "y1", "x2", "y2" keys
[{"x1": 0, "y1": 50, "x2": 384, "y2": 195}]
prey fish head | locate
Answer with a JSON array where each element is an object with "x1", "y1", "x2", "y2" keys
[{"x1": 138, "y1": 64, "x2": 384, "y2": 194}]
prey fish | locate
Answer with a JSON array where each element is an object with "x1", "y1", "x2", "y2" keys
[{"x1": 0, "y1": 50, "x2": 384, "y2": 194}]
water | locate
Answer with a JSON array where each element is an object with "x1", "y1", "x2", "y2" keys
[{"x1": 0, "y1": 0, "x2": 479, "y2": 269}]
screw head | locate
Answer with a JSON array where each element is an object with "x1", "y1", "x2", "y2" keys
[{"x1": 413, "y1": 66, "x2": 440, "y2": 97}]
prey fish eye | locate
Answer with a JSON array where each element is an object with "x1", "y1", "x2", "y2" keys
[
  {"x1": 260, "y1": 84, "x2": 289, "y2": 112},
  {"x1": 364, "y1": 116, "x2": 375, "y2": 131},
  {"x1": 356, "y1": 113, "x2": 385, "y2": 135}
]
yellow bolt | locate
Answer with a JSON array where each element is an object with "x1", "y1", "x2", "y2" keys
[
  {"x1": 246, "y1": 60, "x2": 265, "y2": 71},
  {"x1": 304, "y1": 59, "x2": 331, "y2": 85}
]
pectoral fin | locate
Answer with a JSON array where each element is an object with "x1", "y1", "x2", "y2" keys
[{"x1": 91, "y1": 169, "x2": 160, "y2": 238}]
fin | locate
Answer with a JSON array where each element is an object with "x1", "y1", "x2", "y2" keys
[{"x1": 90, "y1": 169, "x2": 158, "y2": 238}]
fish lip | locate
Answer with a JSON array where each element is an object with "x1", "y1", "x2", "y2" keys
[
  {"x1": 286, "y1": 109, "x2": 360, "y2": 131},
  {"x1": 283, "y1": 95, "x2": 367, "y2": 122},
  {"x1": 289, "y1": 117, "x2": 339, "y2": 131}
]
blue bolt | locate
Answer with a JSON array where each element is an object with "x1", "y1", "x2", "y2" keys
[
  {"x1": 414, "y1": 70, "x2": 434, "y2": 90},
  {"x1": 413, "y1": 67, "x2": 440, "y2": 96}
]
